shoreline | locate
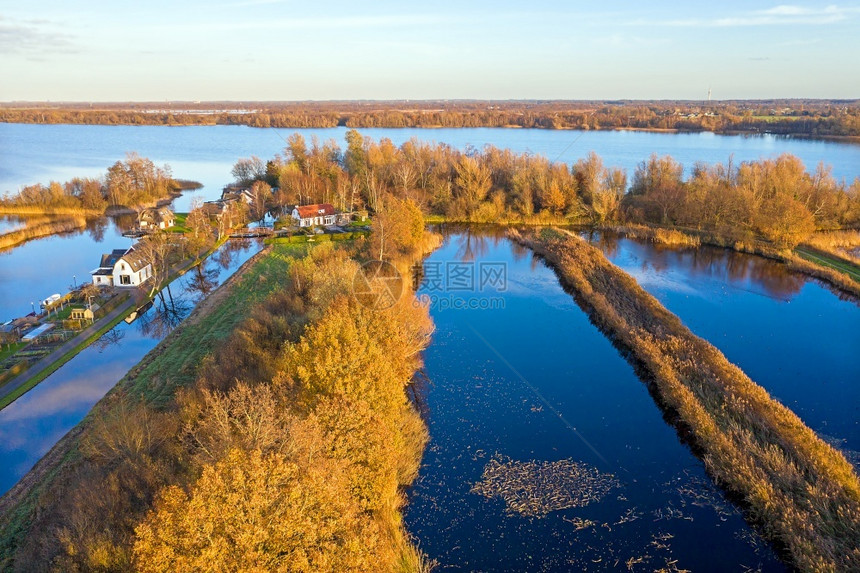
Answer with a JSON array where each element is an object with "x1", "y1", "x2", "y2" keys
[{"x1": 0, "y1": 243, "x2": 274, "y2": 546}]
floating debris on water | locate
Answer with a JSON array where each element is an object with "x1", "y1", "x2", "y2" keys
[{"x1": 471, "y1": 454, "x2": 620, "y2": 517}]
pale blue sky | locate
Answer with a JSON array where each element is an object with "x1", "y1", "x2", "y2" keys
[{"x1": 1, "y1": 1, "x2": 858, "y2": 101}]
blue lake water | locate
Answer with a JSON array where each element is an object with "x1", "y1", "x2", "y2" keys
[
  {"x1": 1, "y1": 124, "x2": 858, "y2": 569},
  {"x1": 405, "y1": 230, "x2": 787, "y2": 572},
  {"x1": 2, "y1": 123, "x2": 859, "y2": 323},
  {"x1": 585, "y1": 233, "x2": 860, "y2": 461}
]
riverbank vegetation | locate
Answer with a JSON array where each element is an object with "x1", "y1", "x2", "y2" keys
[
  {"x1": 512, "y1": 228, "x2": 860, "y2": 571},
  {"x1": 0, "y1": 205, "x2": 438, "y2": 570},
  {"x1": 2, "y1": 100, "x2": 859, "y2": 139},
  {"x1": 0, "y1": 154, "x2": 190, "y2": 215}
]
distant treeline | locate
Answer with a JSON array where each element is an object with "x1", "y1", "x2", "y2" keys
[
  {"x1": 2, "y1": 100, "x2": 860, "y2": 137},
  {"x1": 0, "y1": 154, "x2": 185, "y2": 213},
  {"x1": 244, "y1": 131, "x2": 860, "y2": 249}
]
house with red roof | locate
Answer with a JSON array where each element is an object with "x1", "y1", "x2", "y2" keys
[{"x1": 291, "y1": 203, "x2": 337, "y2": 227}]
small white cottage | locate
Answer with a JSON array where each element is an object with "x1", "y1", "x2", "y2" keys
[{"x1": 90, "y1": 247, "x2": 153, "y2": 287}]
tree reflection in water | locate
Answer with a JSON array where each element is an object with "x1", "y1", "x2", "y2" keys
[
  {"x1": 185, "y1": 262, "x2": 220, "y2": 302},
  {"x1": 92, "y1": 326, "x2": 125, "y2": 352},
  {"x1": 137, "y1": 284, "x2": 192, "y2": 339}
]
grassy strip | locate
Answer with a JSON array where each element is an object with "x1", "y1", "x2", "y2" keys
[
  {"x1": 126, "y1": 243, "x2": 306, "y2": 405},
  {"x1": 0, "y1": 305, "x2": 133, "y2": 411},
  {"x1": 0, "y1": 244, "x2": 305, "y2": 564},
  {"x1": 795, "y1": 246, "x2": 860, "y2": 283},
  {"x1": 512, "y1": 228, "x2": 860, "y2": 572}
]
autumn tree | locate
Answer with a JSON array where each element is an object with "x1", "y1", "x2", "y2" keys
[
  {"x1": 370, "y1": 195, "x2": 425, "y2": 260},
  {"x1": 231, "y1": 156, "x2": 266, "y2": 186}
]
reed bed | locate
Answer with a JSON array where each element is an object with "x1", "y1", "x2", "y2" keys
[
  {"x1": 510, "y1": 227, "x2": 860, "y2": 572},
  {"x1": 603, "y1": 224, "x2": 701, "y2": 247}
]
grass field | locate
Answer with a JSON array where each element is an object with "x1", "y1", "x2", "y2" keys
[
  {"x1": 0, "y1": 344, "x2": 26, "y2": 364},
  {"x1": 795, "y1": 246, "x2": 860, "y2": 283}
]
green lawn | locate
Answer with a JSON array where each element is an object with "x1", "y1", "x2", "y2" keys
[
  {"x1": 795, "y1": 246, "x2": 860, "y2": 283},
  {"x1": 0, "y1": 343, "x2": 26, "y2": 364}
]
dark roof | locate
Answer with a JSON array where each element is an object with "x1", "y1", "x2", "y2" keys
[
  {"x1": 95, "y1": 246, "x2": 150, "y2": 273},
  {"x1": 295, "y1": 204, "x2": 336, "y2": 218},
  {"x1": 99, "y1": 249, "x2": 128, "y2": 269},
  {"x1": 119, "y1": 246, "x2": 149, "y2": 272}
]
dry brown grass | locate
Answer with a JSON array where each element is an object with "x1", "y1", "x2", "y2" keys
[
  {"x1": 803, "y1": 230, "x2": 860, "y2": 264},
  {"x1": 605, "y1": 224, "x2": 701, "y2": 247},
  {"x1": 511, "y1": 227, "x2": 860, "y2": 572},
  {"x1": 0, "y1": 206, "x2": 101, "y2": 216}
]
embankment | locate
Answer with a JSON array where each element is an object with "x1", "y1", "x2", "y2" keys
[{"x1": 511, "y1": 227, "x2": 860, "y2": 572}]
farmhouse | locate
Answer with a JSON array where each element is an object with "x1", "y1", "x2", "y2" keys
[
  {"x1": 291, "y1": 203, "x2": 337, "y2": 227},
  {"x1": 138, "y1": 207, "x2": 175, "y2": 230},
  {"x1": 90, "y1": 247, "x2": 153, "y2": 287}
]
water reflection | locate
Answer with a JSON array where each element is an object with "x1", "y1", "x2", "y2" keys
[
  {"x1": 586, "y1": 231, "x2": 806, "y2": 301},
  {"x1": 137, "y1": 286, "x2": 193, "y2": 339},
  {"x1": 587, "y1": 232, "x2": 860, "y2": 455},
  {"x1": 0, "y1": 239, "x2": 262, "y2": 495},
  {"x1": 92, "y1": 326, "x2": 125, "y2": 352}
]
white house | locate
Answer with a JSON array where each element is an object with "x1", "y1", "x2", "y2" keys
[
  {"x1": 291, "y1": 203, "x2": 337, "y2": 227},
  {"x1": 90, "y1": 247, "x2": 153, "y2": 287}
]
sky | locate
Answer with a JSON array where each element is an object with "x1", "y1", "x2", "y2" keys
[{"x1": 1, "y1": 1, "x2": 858, "y2": 101}]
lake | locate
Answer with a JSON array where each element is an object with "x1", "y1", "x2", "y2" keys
[
  {"x1": 2, "y1": 123, "x2": 860, "y2": 322},
  {"x1": 1, "y1": 124, "x2": 858, "y2": 569},
  {"x1": 405, "y1": 230, "x2": 787, "y2": 571},
  {"x1": 585, "y1": 232, "x2": 860, "y2": 462},
  {"x1": 2, "y1": 125, "x2": 859, "y2": 211}
]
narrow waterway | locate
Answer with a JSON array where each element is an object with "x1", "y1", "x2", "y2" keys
[
  {"x1": 0, "y1": 239, "x2": 261, "y2": 495},
  {"x1": 405, "y1": 230, "x2": 785, "y2": 572},
  {"x1": 586, "y1": 232, "x2": 860, "y2": 462}
]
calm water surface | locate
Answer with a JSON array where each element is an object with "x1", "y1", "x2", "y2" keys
[
  {"x1": 586, "y1": 233, "x2": 860, "y2": 459},
  {"x1": 0, "y1": 239, "x2": 261, "y2": 495},
  {"x1": 405, "y1": 230, "x2": 785, "y2": 572}
]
